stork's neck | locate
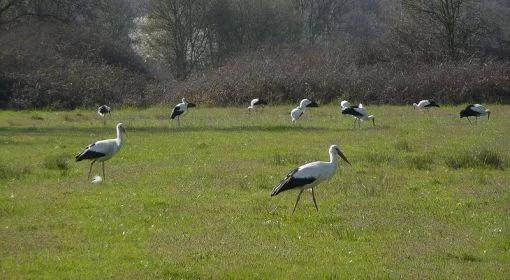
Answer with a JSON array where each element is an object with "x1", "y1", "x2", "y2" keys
[
  {"x1": 116, "y1": 127, "x2": 125, "y2": 144},
  {"x1": 329, "y1": 150, "x2": 338, "y2": 164}
]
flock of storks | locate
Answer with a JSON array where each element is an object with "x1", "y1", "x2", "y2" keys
[{"x1": 75, "y1": 99, "x2": 491, "y2": 213}]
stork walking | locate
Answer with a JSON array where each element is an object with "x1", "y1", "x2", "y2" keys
[
  {"x1": 341, "y1": 104, "x2": 375, "y2": 128},
  {"x1": 170, "y1": 98, "x2": 196, "y2": 127},
  {"x1": 271, "y1": 145, "x2": 351, "y2": 213},
  {"x1": 413, "y1": 100, "x2": 440, "y2": 111},
  {"x1": 75, "y1": 123, "x2": 126, "y2": 181},
  {"x1": 460, "y1": 104, "x2": 490, "y2": 124},
  {"x1": 97, "y1": 105, "x2": 111, "y2": 125},
  {"x1": 248, "y1": 98, "x2": 268, "y2": 112}
]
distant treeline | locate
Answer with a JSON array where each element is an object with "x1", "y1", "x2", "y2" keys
[{"x1": 0, "y1": 0, "x2": 509, "y2": 109}]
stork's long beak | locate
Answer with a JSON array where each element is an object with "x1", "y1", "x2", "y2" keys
[
  {"x1": 487, "y1": 111, "x2": 491, "y2": 120},
  {"x1": 188, "y1": 102, "x2": 196, "y2": 108},
  {"x1": 121, "y1": 127, "x2": 127, "y2": 135},
  {"x1": 338, "y1": 150, "x2": 351, "y2": 165},
  {"x1": 372, "y1": 118, "x2": 376, "y2": 127}
]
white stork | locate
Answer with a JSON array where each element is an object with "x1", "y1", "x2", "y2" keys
[
  {"x1": 290, "y1": 99, "x2": 319, "y2": 123},
  {"x1": 271, "y1": 145, "x2": 351, "y2": 214},
  {"x1": 76, "y1": 123, "x2": 126, "y2": 181},
  {"x1": 248, "y1": 98, "x2": 268, "y2": 112},
  {"x1": 170, "y1": 98, "x2": 196, "y2": 127},
  {"x1": 341, "y1": 103, "x2": 375, "y2": 128},
  {"x1": 460, "y1": 104, "x2": 490, "y2": 124},
  {"x1": 413, "y1": 100, "x2": 440, "y2": 110},
  {"x1": 97, "y1": 105, "x2": 111, "y2": 125}
]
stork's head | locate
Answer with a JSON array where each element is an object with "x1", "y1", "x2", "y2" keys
[
  {"x1": 182, "y1": 98, "x2": 187, "y2": 103},
  {"x1": 330, "y1": 145, "x2": 350, "y2": 165},
  {"x1": 116, "y1": 123, "x2": 126, "y2": 136},
  {"x1": 340, "y1": 100, "x2": 350, "y2": 110},
  {"x1": 412, "y1": 103, "x2": 418, "y2": 110}
]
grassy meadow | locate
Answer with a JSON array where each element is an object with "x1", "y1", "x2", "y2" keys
[{"x1": 1, "y1": 105, "x2": 509, "y2": 278}]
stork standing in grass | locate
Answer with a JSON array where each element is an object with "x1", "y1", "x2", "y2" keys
[
  {"x1": 290, "y1": 99, "x2": 319, "y2": 123},
  {"x1": 413, "y1": 100, "x2": 440, "y2": 111},
  {"x1": 271, "y1": 145, "x2": 351, "y2": 213},
  {"x1": 460, "y1": 104, "x2": 490, "y2": 124},
  {"x1": 248, "y1": 98, "x2": 268, "y2": 112},
  {"x1": 170, "y1": 98, "x2": 196, "y2": 127},
  {"x1": 76, "y1": 123, "x2": 126, "y2": 182},
  {"x1": 97, "y1": 105, "x2": 111, "y2": 125},
  {"x1": 341, "y1": 104, "x2": 375, "y2": 128}
]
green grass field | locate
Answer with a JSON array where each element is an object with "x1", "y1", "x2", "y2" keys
[{"x1": 1, "y1": 105, "x2": 509, "y2": 278}]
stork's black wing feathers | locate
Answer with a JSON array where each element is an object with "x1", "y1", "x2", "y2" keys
[
  {"x1": 254, "y1": 99, "x2": 267, "y2": 105},
  {"x1": 342, "y1": 107, "x2": 364, "y2": 117},
  {"x1": 306, "y1": 100, "x2": 319, "y2": 107},
  {"x1": 425, "y1": 100, "x2": 440, "y2": 107},
  {"x1": 171, "y1": 106, "x2": 183, "y2": 119},
  {"x1": 75, "y1": 143, "x2": 106, "y2": 161},
  {"x1": 98, "y1": 105, "x2": 111, "y2": 115},
  {"x1": 271, "y1": 168, "x2": 316, "y2": 196}
]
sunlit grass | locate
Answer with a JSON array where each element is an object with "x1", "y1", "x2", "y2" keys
[{"x1": 0, "y1": 105, "x2": 509, "y2": 278}]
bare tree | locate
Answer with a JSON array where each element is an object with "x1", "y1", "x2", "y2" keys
[
  {"x1": 401, "y1": 0, "x2": 482, "y2": 58},
  {"x1": 144, "y1": 0, "x2": 211, "y2": 80},
  {"x1": 293, "y1": 0, "x2": 349, "y2": 45}
]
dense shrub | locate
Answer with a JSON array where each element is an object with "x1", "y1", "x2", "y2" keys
[
  {"x1": 160, "y1": 46, "x2": 510, "y2": 106},
  {"x1": 0, "y1": 24, "x2": 152, "y2": 110}
]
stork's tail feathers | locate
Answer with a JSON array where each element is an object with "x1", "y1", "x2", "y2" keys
[{"x1": 271, "y1": 169, "x2": 298, "y2": 196}]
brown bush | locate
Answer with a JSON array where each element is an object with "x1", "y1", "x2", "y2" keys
[{"x1": 158, "y1": 46, "x2": 510, "y2": 106}]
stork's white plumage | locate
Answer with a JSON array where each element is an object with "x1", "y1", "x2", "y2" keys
[
  {"x1": 248, "y1": 98, "x2": 268, "y2": 112},
  {"x1": 171, "y1": 98, "x2": 196, "y2": 127},
  {"x1": 76, "y1": 123, "x2": 126, "y2": 181},
  {"x1": 291, "y1": 105, "x2": 305, "y2": 123},
  {"x1": 300, "y1": 99, "x2": 319, "y2": 108},
  {"x1": 271, "y1": 145, "x2": 351, "y2": 213},
  {"x1": 290, "y1": 99, "x2": 319, "y2": 123},
  {"x1": 97, "y1": 105, "x2": 111, "y2": 125},
  {"x1": 413, "y1": 100, "x2": 440, "y2": 110},
  {"x1": 460, "y1": 104, "x2": 490, "y2": 124},
  {"x1": 340, "y1": 100, "x2": 351, "y2": 110},
  {"x1": 341, "y1": 103, "x2": 375, "y2": 128}
]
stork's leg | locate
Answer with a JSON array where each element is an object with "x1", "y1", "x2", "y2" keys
[
  {"x1": 353, "y1": 118, "x2": 356, "y2": 129},
  {"x1": 467, "y1": 117, "x2": 472, "y2": 125},
  {"x1": 311, "y1": 188, "x2": 319, "y2": 211},
  {"x1": 88, "y1": 160, "x2": 96, "y2": 180},
  {"x1": 475, "y1": 116, "x2": 478, "y2": 125},
  {"x1": 177, "y1": 116, "x2": 180, "y2": 127},
  {"x1": 292, "y1": 190, "x2": 305, "y2": 214},
  {"x1": 103, "y1": 116, "x2": 106, "y2": 126},
  {"x1": 102, "y1": 162, "x2": 105, "y2": 181}
]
